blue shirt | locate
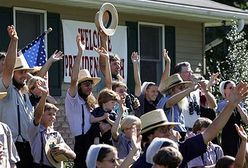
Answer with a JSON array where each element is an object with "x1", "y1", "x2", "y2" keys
[{"x1": 157, "y1": 96, "x2": 186, "y2": 132}]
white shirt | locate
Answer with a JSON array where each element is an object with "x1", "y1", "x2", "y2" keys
[{"x1": 65, "y1": 90, "x2": 91, "y2": 136}]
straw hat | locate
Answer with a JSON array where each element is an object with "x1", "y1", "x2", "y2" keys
[
  {"x1": 30, "y1": 66, "x2": 42, "y2": 75},
  {"x1": 140, "y1": 109, "x2": 179, "y2": 134},
  {"x1": 14, "y1": 55, "x2": 34, "y2": 72},
  {"x1": 45, "y1": 138, "x2": 66, "y2": 168},
  {"x1": 78, "y1": 69, "x2": 101, "y2": 86},
  {"x1": 163, "y1": 74, "x2": 192, "y2": 93},
  {"x1": 95, "y1": 3, "x2": 118, "y2": 36},
  {"x1": 0, "y1": 92, "x2": 7, "y2": 99}
]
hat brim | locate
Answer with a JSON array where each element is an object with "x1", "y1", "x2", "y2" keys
[
  {"x1": 45, "y1": 148, "x2": 63, "y2": 168},
  {"x1": 14, "y1": 67, "x2": 35, "y2": 73},
  {"x1": 141, "y1": 121, "x2": 180, "y2": 134},
  {"x1": 164, "y1": 81, "x2": 192, "y2": 93},
  {"x1": 78, "y1": 77, "x2": 101, "y2": 86},
  {"x1": 95, "y1": 3, "x2": 118, "y2": 36},
  {"x1": 30, "y1": 66, "x2": 42, "y2": 74},
  {"x1": 0, "y1": 92, "x2": 7, "y2": 99},
  {"x1": 45, "y1": 139, "x2": 64, "y2": 168}
]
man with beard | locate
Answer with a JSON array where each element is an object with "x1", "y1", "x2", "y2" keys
[
  {"x1": 65, "y1": 34, "x2": 101, "y2": 168},
  {"x1": 174, "y1": 62, "x2": 217, "y2": 131},
  {"x1": 0, "y1": 25, "x2": 46, "y2": 167},
  {"x1": 157, "y1": 73, "x2": 195, "y2": 141}
]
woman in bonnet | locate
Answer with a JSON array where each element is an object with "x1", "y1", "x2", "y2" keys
[
  {"x1": 217, "y1": 80, "x2": 248, "y2": 157},
  {"x1": 86, "y1": 128, "x2": 141, "y2": 168}
]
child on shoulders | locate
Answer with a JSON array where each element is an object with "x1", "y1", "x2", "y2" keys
[{"x1": 90, "y1": 88, "x2": 119, "y2": 145}]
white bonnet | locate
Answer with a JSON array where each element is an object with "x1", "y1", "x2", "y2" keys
[
  {"x1": 146, "y1": 137, "x2": 178, "y2": 164},
  {"x1": 219, "y1": 80, "x2": 236, "y2": 98},
  {"x1": 86, "y1": 144, "x2": 113, "y2": 168},
  {"x1": 141, "y1": 82, "x2": 156, "y2": 95}
]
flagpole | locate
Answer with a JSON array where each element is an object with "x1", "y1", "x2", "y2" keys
[{"x1": 45, "y1": 27, "x2": 53, "y2": 35}]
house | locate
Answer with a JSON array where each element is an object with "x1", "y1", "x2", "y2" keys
[{"x1": 1, "y1": 0, "x2": 248, "y2": 146}]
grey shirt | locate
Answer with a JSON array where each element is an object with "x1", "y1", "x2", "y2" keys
[
  {"x1": 28, "y1": 123, "x2": 65, "y2": 166},
  {"x1": 0, "y1": 79, "x2": 33, "y2": 142}
]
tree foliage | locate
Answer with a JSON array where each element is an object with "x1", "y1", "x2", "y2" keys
[
  {"x1": 213, "y1": 0, "x2": 248, "y2": 9},
  {"x1": 223, "y1": 21, "x2": 248, "y2": 82}
]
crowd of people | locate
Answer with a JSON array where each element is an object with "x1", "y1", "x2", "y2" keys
[{"x1": 0, "y1": 24, "x2": 248, "y2": 168}]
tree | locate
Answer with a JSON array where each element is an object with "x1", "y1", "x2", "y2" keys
[
  {"x1": 213, "y1": 0, "x2": 248, "y2": 9},
  {"x1": 205, "y1": 21, "x2": 248, "y2": 98},
  {"x1": 222, "y1": 21, "x2": 248, "y2": 82}
]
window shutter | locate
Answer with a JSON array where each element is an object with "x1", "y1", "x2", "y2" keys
[
  {"x1": 47, "y1": 12, "x2": 62, "y2": 96},
  {"x1": 164, "y1": 26, "x2": 176, "y2": 74},
  {"x1": 0, "y1": 7, "x2": 13, "y2": 51},
  {"x1": 126, "y1": 21, "x2": 138, "y2": 94}
]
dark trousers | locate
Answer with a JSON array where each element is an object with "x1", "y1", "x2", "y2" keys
[
  {"x1": 15, "y1": 141, "x2": 34, "y2": 168},
  {"x1": 73, "y1": 133, "x2": 94, "y2": 168}
]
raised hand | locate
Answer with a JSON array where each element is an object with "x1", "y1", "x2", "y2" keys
[
  {"x1": 199, "y1": 80, "x2": 209, "y2": 93},
  {"x1": 35, "y1": 80, "x2": 48, "y2": 96},
  {"x1": 7, "y1": 25, "x2": 18, "y2": 40},
  {"x1": 163, "y1": 49, "x2": 171, "y2": 62},
  {"x1": 131, "y1": 52, "x2": 140, "y2": 63},
  {"x1": 132, "y1": 97, "x2": 140, "y2": 110},
  {"x1": 169, "y1": 129, "x2": 181, "y2": 142},
  {"x1": 48, "y1": 50, "x2": 64, "y2": 63},
  {"x1": 76, "y1": 34, "x2": 85, "y2": 52},
  {"x1": 130, "y1": 125, "x2": 142, "y2": 150},
  {"x1": 229, "y1": 82, "x2": 248, "y2": 105},
  {"x1": 235, "y1": 124, "x2": 247, "y2": 141},
  {"x1": 207, "y1": 72, "x2": 220, "y2": 88},
  {"x1": 94, "y1": 47, "x2": 109, "y2": 58}
]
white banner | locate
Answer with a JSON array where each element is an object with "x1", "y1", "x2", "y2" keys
[{"x1": 62, "y1": 19, "x2": 127, "y2": 83}]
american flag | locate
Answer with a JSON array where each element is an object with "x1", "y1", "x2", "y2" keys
[{"x1": 19, "y1": 32, "x2": 46, "y2": 68}]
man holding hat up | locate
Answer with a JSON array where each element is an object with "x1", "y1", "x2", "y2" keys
[{"x1": 65, "y1": 35, "x2": 100, "y2": 168}]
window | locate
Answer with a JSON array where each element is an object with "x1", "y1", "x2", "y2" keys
[
  {"x1": 138, "y1": 23, "x2": 164, "y2": 84},
  {"x1": 13, "y1": 7, "x2": 47, "y2": 51}
]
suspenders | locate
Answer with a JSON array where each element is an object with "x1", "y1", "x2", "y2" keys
[
  {"x1": 16, "y1": 95, "x2": 27, "y2": 142},
  {"x1": 81, "y1": 104, "x2": 85, "y2": 134}
]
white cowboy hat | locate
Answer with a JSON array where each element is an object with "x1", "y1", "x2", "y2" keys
[
  {"x1": 14, "y1": 55, "x2": 34, "y2": 72},
  {"x1": 140, "y1": 109, "x2": 180, "y2": 134},
  {"x1": 45, "y1": 137, "x2": 67, "y2": 168},
  {"x1": 95, "y1": 3, "x2": 118, "y2": 36},
  {"x1": 78, "y1": 69, "x2": 101, "y2": 86}
]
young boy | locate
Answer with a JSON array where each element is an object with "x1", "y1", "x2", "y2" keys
[
  {"x1": 111, "y1": 113, "x2": 142, "y2": 159},
  {"x1": 28, "y1": 86, "x2": 75, "y2": 167},
  {"x1": 187, "y1": 117, "x2": 223, "y2": 167}
]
